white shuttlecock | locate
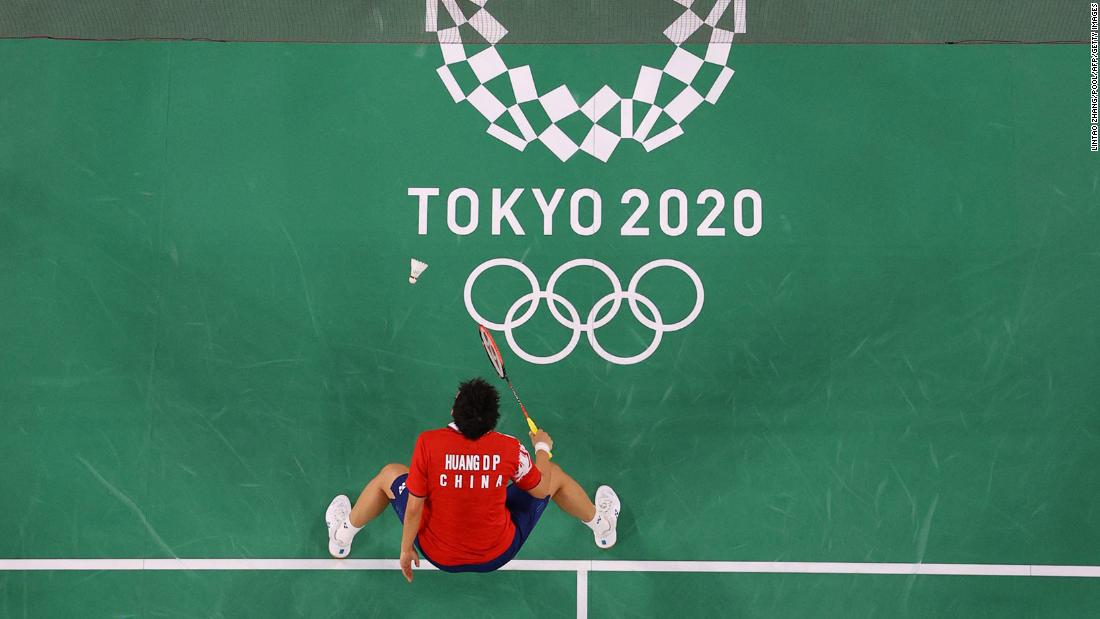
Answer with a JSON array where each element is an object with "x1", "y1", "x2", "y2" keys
[{"x1": 409, "y1": 258, "x2": 428, "y2": 284}]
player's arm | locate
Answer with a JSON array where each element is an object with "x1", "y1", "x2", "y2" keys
[
  {"x1": 524, "y1": 430, "x2": 555, "y2": 499},
  {"x1": 400, "y1": 435, "x2": 429, "y2": 583},
  {"x1": 399, "y1": 494, "x2": 424, "y2": 583}
]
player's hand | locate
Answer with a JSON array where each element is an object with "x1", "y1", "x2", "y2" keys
[
  {"x1": 530, "y1": 429, "x2": 553, "y2": 454},
  {"x1": 399, "y1": 545, "x2": 420, "y2": 583}
]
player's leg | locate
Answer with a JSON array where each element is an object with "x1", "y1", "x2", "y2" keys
[
  {"x1": 326, "y1": 463, "x2": 408, "y2": 558},
  {"x1": 349, "y1": 463, "x2": 409, "y2": 527},
  {"x1": 542, "y1": 462, "x2": 595, "y2": 521},
  {"x1": 543, "y1": 462, "x2": 621, "y2": 548}
]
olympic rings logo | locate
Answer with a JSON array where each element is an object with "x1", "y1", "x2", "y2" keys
[{"x1": 464, "y1": 258, "x2": 704, "y2": 365}]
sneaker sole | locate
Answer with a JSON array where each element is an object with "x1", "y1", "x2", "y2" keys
[
  {"x1": 325, "y1": 495, "x2": 352, "y2": 559},
  {"x1": 328, "y1": 539, "x2": 350, "y2": 559},
  {"x1": 594, "y1": 485, "x2": 621, "y2": 549}
]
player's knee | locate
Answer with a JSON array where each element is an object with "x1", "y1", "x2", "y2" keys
[
  {"x1": 547, "y1": 462, "x2": 569, "y2": 483},
  {"x1": 378, "y1": 462, "x2": 408, "y2": 483},
  {"x1": 543, "y1": 462, "x2": 564, "y2": 493}
]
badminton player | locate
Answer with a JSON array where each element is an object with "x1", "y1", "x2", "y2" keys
[{"x1": 323, "y1": 377, "x2": 621, "y2": 582}]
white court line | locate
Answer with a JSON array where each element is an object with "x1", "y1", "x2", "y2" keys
[
  {"x1": 0, "y1": 559, "x2": 1099, "y2": 577},
  {"x1": 576, "y1": 569, "x2": 589, "y2": 619},
  {"x1": 5, "y1": 559, "x2": 1097, "y2": 619}
]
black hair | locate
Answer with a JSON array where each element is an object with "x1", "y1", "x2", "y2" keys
[{"x1": 452, "y1": 377, "x2": 500, "y2": 440}]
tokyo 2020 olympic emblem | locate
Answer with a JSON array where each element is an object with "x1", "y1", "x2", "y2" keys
[
  {"x1": 425, "y1": 1, "x2": 748, "y2": 162},
  {"x1": 464, "y1": 258, "x2": 705, "y2": 365}
]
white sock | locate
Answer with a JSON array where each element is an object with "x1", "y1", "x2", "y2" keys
[
  {"x1": 334, "y1": 519, "x2": 363, "y2": 545},
  {"x1": 583, "y1": 513, "x2": 600, "y2": 531}
]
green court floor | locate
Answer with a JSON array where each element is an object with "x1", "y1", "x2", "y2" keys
[{"x1": 0, "y1": 38, "x2": 1097, "y2": 617}]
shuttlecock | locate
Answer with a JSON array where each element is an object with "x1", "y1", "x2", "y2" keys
[{"x1": 409, "y1": 258, "x2": 428, "y2": 284}]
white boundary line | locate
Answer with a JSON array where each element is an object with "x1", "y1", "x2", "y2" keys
[
  {"x1": 1, "y1": 559, "x2": 1099, "y2": 577},
  {"x1": 5, "y1": 560, "x2": 1098, "y2": 619},
  {"x1": 576, "y1": 568, "x2": 588, "y2": 619}
]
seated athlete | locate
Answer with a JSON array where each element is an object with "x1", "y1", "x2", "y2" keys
[{"x1": 324, "y1": 377, "x2": 621, "y2": 581}]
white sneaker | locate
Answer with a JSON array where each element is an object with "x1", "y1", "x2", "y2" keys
[
  {"x1": 590, "y1": 485, "x2": 621, "y2": 549},
  {"x1": 325, "y1": 495, "x2": 352, "y2": 559}
]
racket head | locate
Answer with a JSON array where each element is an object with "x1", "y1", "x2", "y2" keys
[{"x1": 478, "y1": 324, "x2": 508, "y2": 380}]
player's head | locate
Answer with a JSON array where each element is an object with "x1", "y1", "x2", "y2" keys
[{"x1": 451, "y1": 377, "x2": 500, "y2": 440}]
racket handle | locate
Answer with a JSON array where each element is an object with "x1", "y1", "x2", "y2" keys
[{"x1": 526, "y1": 418, "x2": 552, "y2": 458}]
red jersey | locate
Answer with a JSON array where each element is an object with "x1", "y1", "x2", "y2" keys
[{"x1": 405, "y1": 423, "x2": 542, "y2": 566}]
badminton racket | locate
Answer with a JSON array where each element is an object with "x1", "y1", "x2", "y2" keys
[{"x1": 477, "y1": 324, "x2": 551, "y2": 457}]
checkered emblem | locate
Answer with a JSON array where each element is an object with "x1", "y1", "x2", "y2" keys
[{"x1": 426, "y1": 1, "x2": 748, "y2": 162}]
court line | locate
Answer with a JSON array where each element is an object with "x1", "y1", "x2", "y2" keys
[
  {"x1": 1, "y1": 559, "x2": 1099, "y2": 577},
  {"x1": 576, "y1": 569, "x2": 589, "y2": 619}
]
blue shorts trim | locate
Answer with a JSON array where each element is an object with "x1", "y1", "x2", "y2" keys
[{"x1": 388, "y1": 473, "x2": 550, "y2": 573}]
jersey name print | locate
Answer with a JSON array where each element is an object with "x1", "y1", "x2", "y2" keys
[{"x1": 441, "y1": 453, "x2": 505, "y2": 489}]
